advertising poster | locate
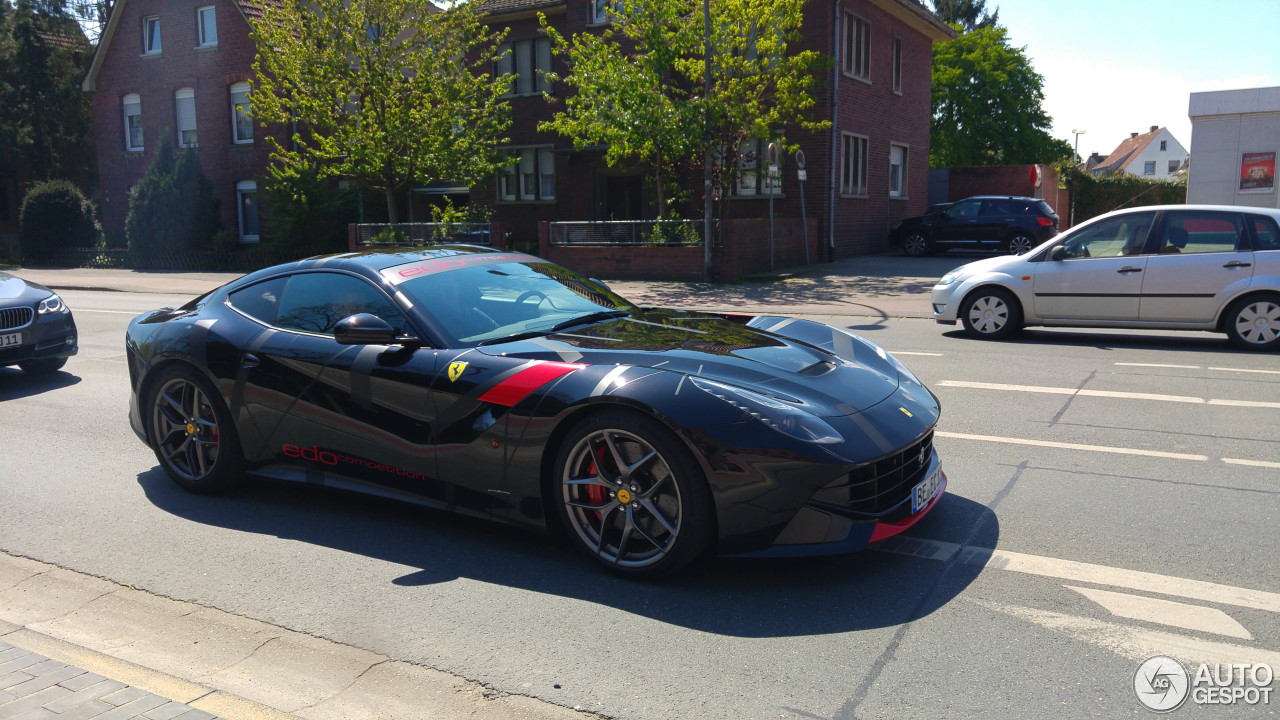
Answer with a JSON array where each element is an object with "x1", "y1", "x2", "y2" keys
[{"x1": 1239, "y1": 152, "x2": 1276, "y2": 193}]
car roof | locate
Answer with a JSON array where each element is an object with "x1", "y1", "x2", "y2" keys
[{"x1": 228, "y1": 245, "x2": 532, "y2": 289}]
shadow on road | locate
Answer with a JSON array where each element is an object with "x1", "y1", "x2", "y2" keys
[
  {"x1": 137, "y1": 466, "x2": 994, "y2": 638},
  {"x1": 0, "y1": 367, "x2": 81, "y2": 400}
]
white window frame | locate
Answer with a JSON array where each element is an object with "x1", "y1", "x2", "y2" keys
[
  {"x1": 496, "y1": 38, "x2": 551, "y2": 97},
  {"x1": 498, "y1": 147, "x2": 555, "y2": 202},
  {"x1": 175, "y1": 88, "x2": 197, "y2": 148},
  {"x1": 732, "y1": 138, "x2": 782, "y2": 197},
  {"x1": 230, "y1": 82, "x2": 252, "y2": 144},
  {"x1": 842, "y1": 12, "x2": 869, "y2": 81},
  {"x1": 237, "y1": 180, "x2": 259, "y2": 243},
  {"x1": 1168, "y1": 159, "x2": 1180, "y2": 174},
  {"x1": 841, "y1": 132, "x2": 868, "y2": 197},
  {"x1": 142, "y1": 16, "x2": 161, "y2": 54},
  {"x1": 197, "y1": 6, "x2": 217, "y2": 47},
  {"x1": 589, "y1": 0, "x2": 614, "y2": 25},
  {"x1": 123, "y1": 93, "x2": 143, "y2": 152},
  {"x1": 1143, "y1": 161, "x2": 1156, "y2": 175},
  {"x1": 889, "y1": 143, "x2": 908, "y2": 198},
  {"x1": 891, "y1": 36, "x2": 902, "y2": 94}
]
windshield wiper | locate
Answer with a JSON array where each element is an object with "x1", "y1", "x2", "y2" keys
[{"x1": 475, "y1": 311, "x2": 628, "y2": 347}]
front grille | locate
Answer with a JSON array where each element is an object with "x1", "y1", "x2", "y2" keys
[
  {"x1": 813, "y1": 430, "x2": 934, "y2": 515},
  {"x1": 0, "y1": 307, "x2": 34, "y2": 332}
]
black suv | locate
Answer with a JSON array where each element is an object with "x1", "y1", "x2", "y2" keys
[{"x1": 891, "y1": 196, "x2": 1059, "y2": 256}]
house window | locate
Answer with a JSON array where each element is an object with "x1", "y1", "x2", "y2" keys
[
  {"x1": 841, "y1": 133, "x2": 868, "y2": 196},
  {"x1": 237, "y1": 180, "x2": 259, "y2": 242},
  {"x1": 733, "y1": 138, "x2": 782, "y2": 196},
  {"x1": 843, "y1": 13, "x2": 869, "y2": 80},
  {"x1": 891, "y1": 36, "x2": 902, "y2": 93},
  {"x1": 197, "y1": 6, "x2": 216, "y2": 46},
  {"x1": 1143, "y1": 161, "x2": 1156, "y2": 175},
  {"x1": 230, "y1": 82, "x2": 252, "y2": 143},
  {"x1": 123, "y1": 93, "x2": 143, "y2": 151},
  {"x1": 142, "y1": 16, "x2": 160, "y2": 54},
  {"x1": 1159, "y1": 140, "x2": 1167, "y2": 151},
  {"x1": 499, "y1": 148, "x2": 554, "y2": 201},
  {"x1": 590, "y1": 0, "x2": 613, "y2": 24},
  {"x1": 496, "y1": 38, "x2": 551, "y2": 96},
  {"x1": 1168, "y1": 160, "x2": 1180, "y2": 173},
  {"x1": 889, "y1": 143, "x2": 908, "y2": 198},
  {"x1": 175, "y1": 88, "x2": 197, "y2": 148}
]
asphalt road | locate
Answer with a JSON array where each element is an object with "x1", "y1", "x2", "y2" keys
[{"x1": 2, "y1": 286, "x2": 1278, "y2": 719}]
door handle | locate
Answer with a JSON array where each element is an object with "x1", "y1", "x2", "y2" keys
[
  {"x1": 241, "y1": 353, "x2": 260, "y2": 369},
  {"x1": 1223, "y1": 260, "x2": 1252, "y2": 268},
  {"x1": 1117, "y1": 267, "x2": 1143, "y2": 274}
]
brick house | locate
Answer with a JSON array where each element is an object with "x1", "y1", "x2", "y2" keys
[
  {"x1": 82, "y1": 0, "x2": 278, "y2": 245},
  {"x1": 83, "y1": 0, "x2": 951, "y2": 265}
]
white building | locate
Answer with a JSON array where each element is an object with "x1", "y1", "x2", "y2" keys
[
  {"x1": 1187, "y1": 86, "x2": 1280, "y2": 208},
  {"x1": 1087, "y1": 126, "x2": 1188, "y2": 179}
]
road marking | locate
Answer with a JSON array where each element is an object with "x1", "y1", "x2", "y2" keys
[
  {"x1": 935, "y1": 431, "x2": 1209, "y2": 461},
  {"x1": 1223, "y1": 457, "x2": 1280, "y2": 470},
  {"x1": 1208, "y1": 398, "x2": 1280, "y2": 409},
  {"x1": 973, "y1": 600, "x2": 1280, "y2": 669},
  {"x1": 1067, "y1": 586, "x2": 1252, "y2": 639},
  {"x1": 888, "y1": 351, "x2": 943, "y2": 357},
  {"x1": 1210, "y1": 366, "x2": 1280, "y2": 376},
  {"x1": 939, "y1": 379, "x2": 1280, "y2": 408},
  {"x1": 74, "y1": 309, "x2": 139, "y2": 315},
  {"x1": 1115, "y1": 362, "x2": 1199, "y2": 369},
  {"x1": 876, "y1": 537, "x2": 1280, "y2": 614}
]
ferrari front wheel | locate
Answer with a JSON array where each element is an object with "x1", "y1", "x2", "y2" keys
[
  {"x1": 554, "y1": 412, "x2": 713, "y2": 578},
  {"x1": 147, "y1": 365, "x2": 245, "y2": 493}
]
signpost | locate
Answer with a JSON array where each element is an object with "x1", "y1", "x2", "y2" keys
[
  {"x1": 768, "y1": 142, "x2": 779, "y2": 271},
  {"x1": 795, "y1": 148, "x2": 808, "y2": 265}
]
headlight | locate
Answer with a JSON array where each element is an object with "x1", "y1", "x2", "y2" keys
[
  {"x1": 936, "y1": 270, "x2": 964, "y2": 286},
  {"x1": 690, "y1": 377, "x2": 842, "y2": 445},
  {"x1": 37, "y1": 294, "x2": 67, "y2": 314}
]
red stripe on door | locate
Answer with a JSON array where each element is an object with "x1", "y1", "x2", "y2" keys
[{"x1": 478, "y1": 362, "x2": 586, "y2": 407}]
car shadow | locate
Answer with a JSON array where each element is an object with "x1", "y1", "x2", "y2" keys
[
  {"x1": 0, "y1": 367, "x2": 81, "y2": 400},
  {"x1": 137, "y1": 467, "x2": 995, "y2": 639},
  {"x1": 941, "y1": 328, "x2": 1267, "y2": 356}
]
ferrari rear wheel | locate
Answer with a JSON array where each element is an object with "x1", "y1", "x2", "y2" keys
[
  {"x1": 554, "y1": 412, "x2": 712, "y2": 577},
  {"x1": 147, "y1": 366, "x2": 245, "y2": 493}
]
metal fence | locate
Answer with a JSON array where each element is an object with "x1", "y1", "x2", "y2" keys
[
  {"x1": 355, "y1": 222, "x2": 491, "y2": 246},
  {"x1": 549, "y1": 219, "x2": 709, "y2": 246}
]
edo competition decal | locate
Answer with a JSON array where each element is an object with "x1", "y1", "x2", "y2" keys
[
  {"x1": 384, "y1": 253, "x2": 532, "y2": 284},
  {"x1": 448, "y1": 361, "x2": 468, "y2": 382},
  {"x1": 283, "y1": 444, "x2": 426, "y2": 481}
]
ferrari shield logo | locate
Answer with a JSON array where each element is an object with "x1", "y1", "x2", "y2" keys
[{"x1": 448, "y1": 361, "x2": 468, "y2": 382}]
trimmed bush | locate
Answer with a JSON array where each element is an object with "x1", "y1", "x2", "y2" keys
[
  {"x1": 18, "y1": 180, "x2": 102, "y2": 262},
  {"x1": 126, "y1": 141, "x2": 221, "y2": 256}
]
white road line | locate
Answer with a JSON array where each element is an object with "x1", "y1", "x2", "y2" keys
[
  {"x1": 938, "y1": 379, "x2": 1280, "y2": 407},
  {"x1": 938, "y1": 380, "x2": 1074, "y2": 395},
  {"x1": 1067, "y1": 586, "x2": 1252, "y2": 639},
  {"x1": 1077, "y1": 388, "x2": 1203, "y2": 403},
  {"x1": 1114, "y1": 362, "x2": 1200, "y2": 369},
  {"x1": 876, "y1": 538, "x2": 1280, "y2": 614},
  {"x1": 1208, "y1": 398, "x2": 1280, "y2": 409},
  {"x1": 888, "y1": 351, "x2": 943, "y2": 357},
  {"x1": 935, "y1": 431, "x2": 1209, "y2": 461},
  {"x1": 1222, "y1": 457, "x2": 1280, "y2": 470},
  {"x1": 74, "y1": 309, "x2": 139, "y2": 315},
  {"x1": 1209, "y1": 366, "x2": 1280, "y2": 376}
]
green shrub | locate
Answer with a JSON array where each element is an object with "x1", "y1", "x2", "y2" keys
[
  {"x1": 261, "y1": 169, "x2": 359, "y2": 251},
  {"x1": 126, "y1": 141, "x2": 221, "y2": 256},
  {"x1": 371, "y1": 227, "x2": 409, "y2": 244},
  {"x1": 18, "y1": 180, "x2": 102, "y2": 261},
  {"x1": 643, "y1": 221, "x2": 700, "y2": 245}
]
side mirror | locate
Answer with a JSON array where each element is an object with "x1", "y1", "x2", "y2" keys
[
  {"x1": 334, "y1": 313, "x2": 397, "y2": 345},
  {"x1": 1050, "y1": 246, "x2": 1066, "y2": 261}
]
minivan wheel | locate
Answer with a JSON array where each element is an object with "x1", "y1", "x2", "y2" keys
[
  {"x1": 960, "y1": 287, "x2": 1022, "y2": 340},
  {"x1": 1007, "y1": 234, "x2": 1035, "y2": 255},
  {"x1": 1225, "y1": 294, "x2": 1280, "y2": 351},
  {"x1": 902, "y1": 231, "x2": 930, "y2": 257}
]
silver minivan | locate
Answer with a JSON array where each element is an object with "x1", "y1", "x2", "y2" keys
[{"x1": 930, "y1": 205, "x2": 1280, "y2": 350}]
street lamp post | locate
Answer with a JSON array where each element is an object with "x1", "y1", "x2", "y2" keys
[
  {"x1": 1072, "y1": 128, "x2": 1086, "y2": 164},
  {"x1": 702, "y1": 0, "x2": 713, "y2": 283},
  {"x1": 1070, "y1": 128, "x2": 1085, "y2": 228}
]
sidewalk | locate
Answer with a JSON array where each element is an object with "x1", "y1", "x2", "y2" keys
[{"x1": 11, "y1": 254, "x2": 966, "y2": 319}]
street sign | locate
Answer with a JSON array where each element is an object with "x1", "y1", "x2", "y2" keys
[
  {"x1": 797, "y1": 170, "x2": 807, "y2": 181},
  {"x1": 794, "y1": 148, "x2": 806, "y2": 169},
  {"x1": 767, "y1": 142, "x2": 779, "y2": 167}
]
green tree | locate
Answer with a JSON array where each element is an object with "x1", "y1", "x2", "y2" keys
[
  {"x1": 126, "y1": 141, "x2": 222, "y2": 255},
  {"x1": 539, "y1": 0, "x2": 827, "y2": 219},
  {"x1": 930, "y1": 0, "x2": 998, "y2": 32},
  {"x1": 930, "y1": 25, "x2": 1071, "y2": 168},
  {"x1": 249, "y1": 0, "x2": 512, "y2": 223}
]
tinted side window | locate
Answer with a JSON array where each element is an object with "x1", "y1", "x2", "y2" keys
[
  {"x1": 275, "y1": 272, "x2": 407, "y2": 336},
  {"x1": 1249, "y1": 215, "x2": 1280, "y2": 251},
  {"x1": 228, "y1": 277, "x2": 287, "y2": 325},
  {"x1": 1060, "y1": 212, "x2": 1155, "y2": 259},
  {"x1": 984, "y1": 200, "x2": 1014, "y2": 215},
  {"x1": 950, "y1": 201, "x2": 981, "y2": 218},
  {"x1": 1158, "y1": 212, "x2": 1243, "y2": 255}
]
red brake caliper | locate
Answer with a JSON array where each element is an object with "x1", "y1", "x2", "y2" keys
[{"x1": 585, "y1": 447, "x2": 607, "y2": 520}]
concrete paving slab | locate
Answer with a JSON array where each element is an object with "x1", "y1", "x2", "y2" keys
[
  {"x1": 206, "y1": 631, "x2": 385, "y2": 713},
  {"x1": 0, "y1": 568, "x2": 115, "y2": 628}
]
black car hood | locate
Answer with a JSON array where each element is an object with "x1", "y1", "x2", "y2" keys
[
  {"x1": 475, "y1": 309, "x2": 902, "y2": 417},
  {"x1": 0, "y1": 272, "x2": 53, "y2": 306}
]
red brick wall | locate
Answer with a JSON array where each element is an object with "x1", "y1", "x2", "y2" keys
[{"x1": 88, "y1": 0, "x2": 279, "y2": 245}]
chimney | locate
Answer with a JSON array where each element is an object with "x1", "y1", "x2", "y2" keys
[
  {"x1": 1130, "y1": 132, "x2": 1138, "y2": 139},
  {"x1": 1150, "y1": 125, "x2": 1158, "y2": 132}
]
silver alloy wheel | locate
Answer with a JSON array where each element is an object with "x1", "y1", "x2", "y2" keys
[
  {"x1": 1008, "y1": 234, "x2": 1034, "y2": 255},
  {"x1": 1234, "y1": 299, "x2": 1280, "y2": 345},
  {"x1": 561, "y1": 428, "x2": 682, "y2": 568},
  {"x1": 151, "y1": 376, "x2": 221, "y2": 482},
  {"x1": 967, "y1": 294, "x2": 1010, "y2": 335},
  {"x1": 903, "y1": 232, "x2": 928, "y2": 257}
]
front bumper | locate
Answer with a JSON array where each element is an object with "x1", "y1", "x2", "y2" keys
[
  {"x1": 0, "y1": 311, "x2": 78, "y2": 367},
  {"x1": 930, "y1": 282, "x2": 964, "y2": 324}
]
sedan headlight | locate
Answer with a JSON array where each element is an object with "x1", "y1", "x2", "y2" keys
[
  {"x1": 936, "y1": 270, "x2": 964, "y2": 286},
  {"x1": 691, "y1": 377, "x2": 842, "y2": 445},
  {"x1": 37, "y1": 294, "x2": 67, "y2": 314}
]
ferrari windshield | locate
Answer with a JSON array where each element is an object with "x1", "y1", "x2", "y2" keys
[{"x1": 390, "y1": 258, "x2": 636, "y2": 347}]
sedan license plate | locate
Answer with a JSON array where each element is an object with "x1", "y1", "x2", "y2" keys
[
  {"x1": 912, "y1": 467, "x2": 942, "y2": 514},
  {"x1": 0, "y1": 332, "x2": 21, "y2": 348}
]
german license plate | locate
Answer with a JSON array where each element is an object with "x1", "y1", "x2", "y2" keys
[
  {"x1": 0, "y1": 333, "x2": 21, "y2": 348},
  {"x1": 912, "y1": 467, "x2": 942, "y2": 514}
]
